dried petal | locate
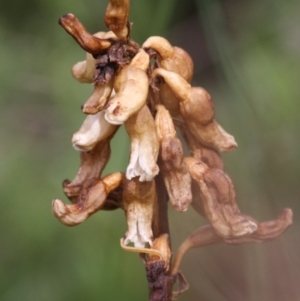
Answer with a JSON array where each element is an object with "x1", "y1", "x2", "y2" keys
[
  {"x1": 175, "y1": 120, "x2": 224, "y2": 170},
  {"x1": 125, "y1": 105, "x2": 159, "y2": 182},
  {"x1": 53, "y1": 172, "x2": 123, "y2": 226},
  {"x1": 81, "y1": 80, "x2": 114, "y2": 114},
  {"x1": 104, "y1": 0, "x2": 130, "y2": 40},
  {"x1": 72, "y1": 31, "x2": 118, "y2": 83},
  {"x1": 59, "y1": 14, "x2": 112, "y2": 54},
  {"x1": 123, "y1": 177, "x2": 156, "y2": 247},
  {"x1": 72, "y1": 52, "x2": 96, "y2": 83},
  {"x1": 155, "y1": 105, "x2": 192, "y2": 211},
  {"x1": 72, "y1": 110, "x2": 118, "y2": 151},
  {"x1": 144, "y1": 36, "x2": 193, "y2": 117},
  {"x1": 63, "y1": 138, "x2": 111, "y2": 202},
  {"x1": 172, "y1": 208, "x2": 292, "y2": 275},
  {"x1": 150, "y1": 234, "x2": 171, "y2": 271},
  {"x1": 152, "y1": 68, "x2": 237, "y2": 152},
  {"x1": 185, "y1": 157, "x2": 257, "y2": 238},
  {"x1": 143, "y1": 36, "x2": 193, "y2": 82},
  {"x1": 105, "y1": 63, "x2": 149, "y2": 124}
]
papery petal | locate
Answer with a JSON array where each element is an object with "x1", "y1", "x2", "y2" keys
[
  {"x1": 152, "y1": 68, "x2": 237, "y2": 152},
  {"x1": 53, "y1": 172, "x2": 123, "y2": 226},
  {"x1": 63, "y1": 138, "x2": 111, "y2": 202},
  {"x1": 125, "y1": 105, "x2": 159, "y2": 182},
  {"x1": 105, "y1": 51, "x2": 150, "y2": 124},
  {"x1": 155, "y1": 104, "x2": 192, "y2": 211},
  {"x1": 123, "y1": 177, "x2": 156, "y2": 247},
  {"x1": 185, "y1": 157, "x2": 257, "y2": 238},
  {"x1": 72, "y1": 110, "x2": 118, "y2": 151}
]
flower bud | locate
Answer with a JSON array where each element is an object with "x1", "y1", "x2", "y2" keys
[
  {"x1": 53, "y1": 172, "x2": 123, "y2": 226},
  {"x1": 155, "y1": 104, "x2": 192, "y2": 211},
  {"x1": 104, "y1": 0, "x2": 130, "y2": 40},
  {"x1": 123, "y1": 177, "x2": 156, "y2": 247},
  {"x1": 152, "y1": 68, "x2": 237, "y2": 152},
  {"x1": 125, "y1": 105, "x2": 159, "y2": 182},
  {"x1": 72, "y1": 110, "x2": 118, "y2": 152}
]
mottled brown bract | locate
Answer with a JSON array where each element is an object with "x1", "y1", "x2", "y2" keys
[
  {"x1": 146, "y1": 260, "x2": 172, "y2": 301},
  {"x1": 105, "y1": 0, "x2": 130, "y2": 40}
]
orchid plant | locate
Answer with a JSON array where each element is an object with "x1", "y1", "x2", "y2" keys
[{"x1": 52, "y1": 1, "x2": 293, "y2": 300}]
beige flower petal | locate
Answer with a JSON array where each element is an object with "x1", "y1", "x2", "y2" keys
[
  {"x1": 72, "y1": 110, "x2": 118, "y2": 151},
  {"x1": 125, "y1": 105, "x2": 159, "y2": 182}
]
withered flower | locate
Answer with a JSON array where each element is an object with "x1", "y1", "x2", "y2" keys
[
  {"x1": 155, "y1": 104, "x2": 192, "y2": 212},
  {"x1": 122, "y1": 176, "x2": 156, "y2": 247},
  {"x1": 53, "y1": 1, "x2": 293, "y2": 300},
  {"x1": 125, "y1": 104, "x2": 159, "y2": 182}
]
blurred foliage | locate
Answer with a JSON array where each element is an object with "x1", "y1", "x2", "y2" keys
[{"x1": 0, "y1": 0, "x2": 299, "y2": 300}]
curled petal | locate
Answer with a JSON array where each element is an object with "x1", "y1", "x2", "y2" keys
[
  {"x1": 144, "y1": 37, "x2": 193, "y2": 117},
  {"x1": 185, "y1": 157, "x2": 257, "y2": 238},
  {"x1": 125, "y1": 105, "x2": 159, "y2": 182},
  {"x1": 150, "y1": 234, "x2": 171, "y2": 271},
  {"x1": 172, "y1": 208, "x2": 292, "y2": 275},
  {"x1": 152, "y1": 68, "x2": 237, "y2": 152},
  {"x1": 130, "y1": 49, "x2": 150, "y2": 71},
  {"x1": 104, "y1": 0, "x2": 130, "y2": 40},
  {"x1": 175, "y1": 120, "x2": 224, "y2": 170},
  {"x1": 53, "y1": 172, "x2": 123, "y2": 226},
  {"x1": 59, "y1": 14, "x2": 112, "y2": 54},
  {"x1": 72, "y1": 52, "x2": 96, "y2": 83},
  {"x1": 81, "y1": 80, "x2": 114, "y2": 114},
  {"x1": 143, "y1": 36, "x2": 193, "y2": 82},
  {"x1": 72, "y1": 110, "x2": 118, "y2": 151},
  {"x1": 155, "y1": 105, "x2": 192, "y2": 211},
  {"x1": 63, "y1": 138, "x2": 111, "y2": 202},
  {"x1": 105, "y1": 65, "x2": 149, "y2": 124},
  {"x1": 123, "y1": 177, "x2": 156, "y2": 247}
]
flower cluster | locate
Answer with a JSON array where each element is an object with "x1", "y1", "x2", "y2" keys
[{"x1": 52, "y1": 1, "x2": 293, "y2": 300}]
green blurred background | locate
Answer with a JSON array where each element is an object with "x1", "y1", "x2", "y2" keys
[{"x1": 0, "y1": 0, "x2": 299, "y2": 300}]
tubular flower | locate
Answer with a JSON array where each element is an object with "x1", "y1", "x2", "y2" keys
[
  {"x1": 53, "y1": 1, "x2": 293, "y2": 300},
  {"x1": 155, "y1": 104, "x2": 192, "y2": 212}
]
